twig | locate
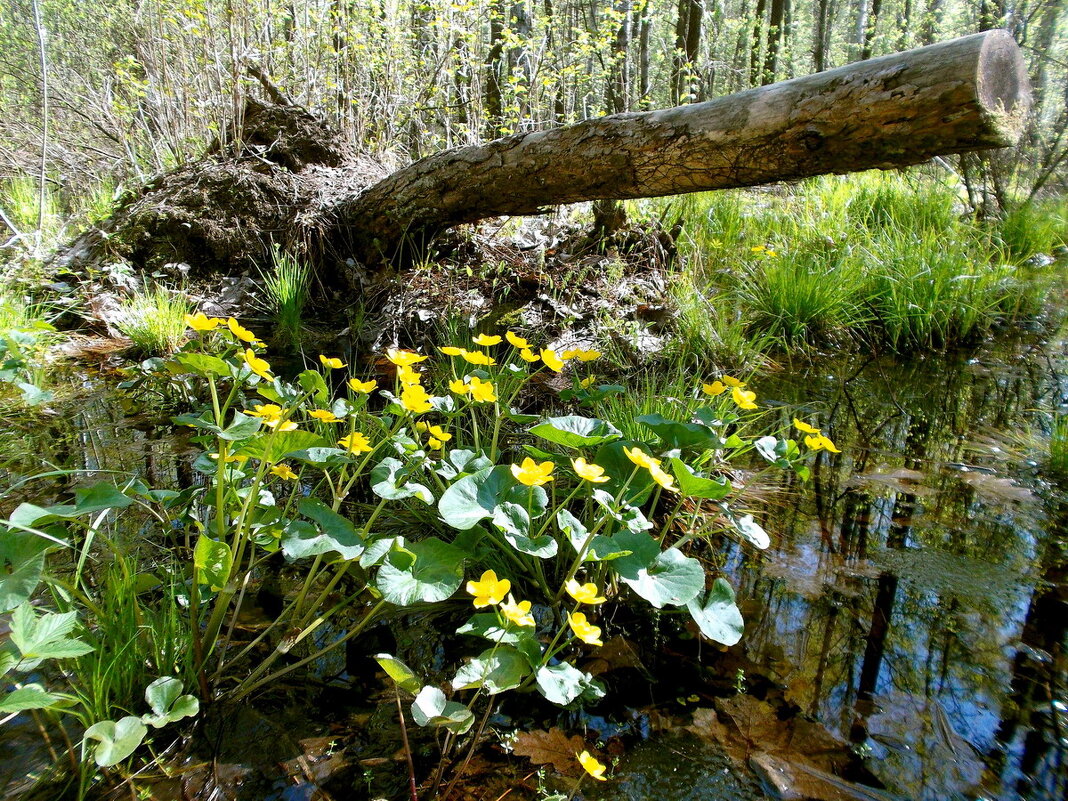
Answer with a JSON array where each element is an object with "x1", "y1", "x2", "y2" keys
[{"x1": 30, "y1": 0, "x2": 49, "y2": 257}]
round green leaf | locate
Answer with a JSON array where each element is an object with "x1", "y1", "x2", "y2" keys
[
  {"x1": 84, "y1": 716, "x2": 148, "y2": 767},
  {"x1": 687, "y1": 578, "x2": 744, "y2": 646},
  {"x1": 529, "y1": 415, "x2": 622, "y2": 448}
]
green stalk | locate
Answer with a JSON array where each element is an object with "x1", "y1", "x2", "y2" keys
[{"x1": 230, "y1": 598, "x2": 387, "y2": 701}]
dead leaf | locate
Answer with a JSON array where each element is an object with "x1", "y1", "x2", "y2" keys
[{"x1": 511, "y1": 728, "x2": 589, "y2": 777}]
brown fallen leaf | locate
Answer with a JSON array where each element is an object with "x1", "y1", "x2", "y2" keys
[{"x1": 511, "y1": 728, "x2": 589, "y2": 777}]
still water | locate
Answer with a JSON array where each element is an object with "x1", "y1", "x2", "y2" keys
[{"x1": 2, "y1": 329, "x2": 1065, "y2": 800}]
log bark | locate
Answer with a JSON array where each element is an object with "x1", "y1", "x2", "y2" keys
[{"x1": 337, "y1": 30, "x2": 1029, "y2": 265}]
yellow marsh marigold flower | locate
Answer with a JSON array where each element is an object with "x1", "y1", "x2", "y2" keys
[
  {"x1": 623, "y1": 446, "x2": 659, "y2": 470},
  {"x1": 580, "y1": 376, "x2": 597, "y2": 388},
  {"x1": 511, "y1": 457, "x2": 554, "y2": 487},
  {"x1": 466, "y1": 570, "x2": 510, "y2": 608},
  {"x1": 702, "y1": 381, "x2": 726, "y2": 396},
  {"x1": 561, "y1": 348, "x2": 581, "y2": 360},
  {"x1": 270, "y1": 463, "x2": 298, "y2": 481},
  {"x1": 427, "y1": 425, "x2": 451, "y2": 442},
  {"x1": 462, "y1": 350, "x2": 496, "y2": 366},
  {"x1": 519, "y1": 348, "x2": 539, "y2": 363},
  {"x1": 319, "y1": 355, "x2": 346, "y2": 369},
  {"x1": 722, "y1": 375, "x2": 746, "y2": 388},
  {"x1": 400, "y1": 384, "x2": 433, "y2": 414},
  {"x1": 577, "y1": 751, "x2": 607, "y2": 781},
  {"x1": 506, "y1": 331, "x2": 529, "y2": 349},
  {"x1": 793, "y1": 418, "x2": 821, "y2": 435},
  {"x1": 468, "y1": 375, "x2": 497, "y2": 403},
  {"x1": 338, "y1": 432, "x2": 373, "y2": 453},
  {"x1": 568, "y1": 612, "x2": 603, "y2": 646},
  {"x1": 397, "y1": 364, "x2": 422, "y2": 386},
  {"x1": 309, "y1": 409, "x2": 343, "y2": 423},
  {"x1": 805, "y1": 433, "x2": 841, "y2": 453},
  {"x1": 246, "y1": 403, "x2": 283, "y2": 419},
  {"x1": 573, "y1": 457, "x2": 609, "y2": 484},
  {"x1": 472, "y1": 333, "x2": 501, "y2": 346},
  {"x1": 575, "y1": 349, "x2": 601, "y2": 362},
  {"x1": 500, "y1": 594, "x2": 535, "y2": 627},
  {"x1": 243, "y1": 349, "x2": 273, "y2": 381},
  {"x1": 184, "y1": 312, "x2": 222, "y2": 331},
  {"x1": 348, "y1": 378, "x2": 377, "y2": 394},
  {"x1": 541, "y1": 348, "x2": 565, "y2": 372},
  {"x1": 428, "y1": 437, "x2": 444, "y2": 450},
  {"x1": 450, "y1": 378, "x2": 470, "y2": 395},
  {"x1": 648, "y1": 462, "x2": 678, "y2": 492},
  {"x1": 228, "y1": 318, "x2": 263, "y2": 346},
  {"x1": 565, "y1": 579, "x2": 606, "y2": 605},
  {"x1": 731, "y1": 386, "x2": 758, "y2": 410},
  {"x1": 439, "y1": 345, "x2": 465, "y2": 356},
  {"x1": 386, "y1": 348, "x2": 428, "y2": 367}
]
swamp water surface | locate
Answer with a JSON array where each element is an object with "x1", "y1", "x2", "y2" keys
[{"x1": 2, "y1": 331, "x2": 1066, "y2": 801}]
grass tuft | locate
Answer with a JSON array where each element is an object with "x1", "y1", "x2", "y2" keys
[
  {"x1": 260, "y1": 245, "x2": 311, "y2": 349},
  {"x1": 115, "y1": 286, "x2": 189, "y2": 355}
]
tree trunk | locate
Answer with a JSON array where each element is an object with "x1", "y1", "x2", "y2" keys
[
  {"x1": 60, "y1": 32, "x2": 1031, "y2": 279},
  {"x1": 337, "y1": 30, "x2": 1030, "y2": 265}
]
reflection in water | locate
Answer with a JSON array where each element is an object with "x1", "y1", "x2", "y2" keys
[{"x1": 736, "y1": 340, "x2": 1068, "y2": 800}]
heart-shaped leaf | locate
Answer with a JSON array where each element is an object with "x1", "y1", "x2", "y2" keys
[
  {"x1": 670, "y1": 459, "x2": 731, "y2": 500},
  {"x1": 142, "y1": 677, "x2": 199, "y2": 728},
  {"x1": 193, "y1": 536, "x2": 233, "y2": 591},
  {"x1": 84, "y1": 716, "x2": 148, "y2": 767},
  {"x1": 637, "y1": 413, "x2": 719, "y2": 451},
  {"x1": 529, "y1": 415, "x2": 622, "y2": 449},
  {"x1": 451, "y1": 645, "x2": 529, "y2": 694},
  {"x1": 687, "y1": 578, "x2": 744, "y2": 645},
  {"x1": 374, "y1": 653, "x2": 422, "y2": 694},
  {"x1": 376, "y1": 538, "x2": 465, "y2": 605},
  {"x1": 535, "y1": 661, "x2": 596, "y2": 706},
  {"x1": 410, "y1": 686, "x2": 474, "y2": 734}
]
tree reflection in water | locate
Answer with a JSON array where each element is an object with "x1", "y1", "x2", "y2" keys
[{"x1": 731, "y1": 339, "x2": 1067, "y2": 800}]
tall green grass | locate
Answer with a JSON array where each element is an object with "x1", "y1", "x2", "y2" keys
[
  {"x1": 1, "y1": 174, "x2": 63, "y2": 252},
  {"x1": 261, "y1": 245, "x2": 310, "y2": 349},
  {"x1": 1051, "y1": 413, "x2": 1068, "y2": 478},
  {"x1": 664, "y1": 170, "x2": 1059, "y2": 354},
  {"x1": 115, "y1": 286, "x2": 189, "y2": 355}
]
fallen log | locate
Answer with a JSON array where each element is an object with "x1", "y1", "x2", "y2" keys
[
  {"x1": 338, "y1": 29, "x2": 1030, "y2": 264},
  {"x1": 60, "y1": 30, "x2": 1029, "y2": 277}
]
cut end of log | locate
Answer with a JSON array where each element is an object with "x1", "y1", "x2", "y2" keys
[{"x1": 976, "y1": 29, "x2": 1032, "y2": 147}]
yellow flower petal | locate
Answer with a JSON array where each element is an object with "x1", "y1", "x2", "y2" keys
[
  {"x1": 184, "y1": 312, "x2": 223, "y2": 331},
  {"x1": 309, "y1": 409, "x2": 343, "y2": 423},
  {"x1": 472, "y1": 333, "x2": 502, "y2": 346},
  {"x1": 519, "y1": 348, "x2": 539, "y2": 363},
  {"x1": 386, "y1": 348, "x2": 428, "y2": 366},
  {"x1": 565, "y1": 579, "x2": 606, "y2": 605},
  {"x1": 227, "y1": 318, "x2": 260, "y2": 344},
  {"x1": 319, "y1": 355, "x2": 346, "y2": 369},
  {"x1": 270, "y1": 463, "x2": 298, "y2": 481},
  {"x1": 243, "y1": 348, "x2": 273, "y2": 381},
  {"x1": 466, "y1": 570, "x2": 510, "y2": 608},
  {"x1": 348, "y1": 378, "x2": 378, "y2": 394},
  {"x1": 702, "y1": 381, "x2": 726, "y2": 396},
  {"x1": 338, "y1": 432, "x2": 373, "y2": 453},
  {"x1": 731, "y1": 386, "x2": 758, "y2": 410},
  {"x1": 577, "y1": 751, "x2": 607, "y2": 781},
  {"x1": 540, "y1": 348, "x2": 564, "y2": 372},
  {"x1": 506, "y1": 331, "x2": 529, "y2": 349},
  {"x1": 572, "y1": 457, "x2": 609, "y2": 483},
  {"x1": 450, "y1": 378, "x2": 470, "y2": 395},
  {"x1": 568, "y1": 612, "x2": 603, "y2": 646},
  {"x1": 722, "y1": 375, "x2": 745, "y2": 388},
  {"x1": 793, "y1": 418, "x2": 821, "y2": 435},
  {"x1": 468, "y1": 375, "x2": 497, "y2": 403},
  {"x1": 461, "y1": 350, "x2": 496, "y2": 366},
  {"x1": 510, "y1": 457, "x2": 554, "y2": 486},
  {"x1": 440, "y1": 345, "x2": 465, "y2": 356},
  {"x1": 500, "y1": 594, "x2": 535, "y2": 627}
]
